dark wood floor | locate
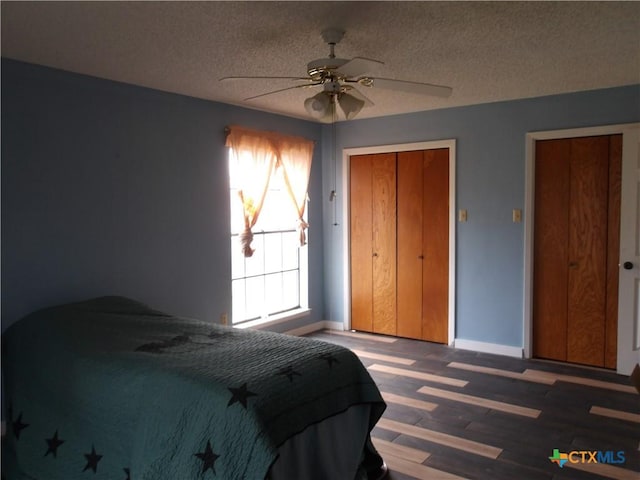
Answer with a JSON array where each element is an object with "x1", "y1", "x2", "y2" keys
[{"x1": 306, "y1": 330, "x2": 640, "y2": 480}]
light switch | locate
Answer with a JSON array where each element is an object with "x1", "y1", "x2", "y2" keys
[
  {"x1": 513, "y1": 209, "x2": 522, "y2": 223},
  {"x1": 459, "y1": 209, "x2": 467, "y2": 222}
]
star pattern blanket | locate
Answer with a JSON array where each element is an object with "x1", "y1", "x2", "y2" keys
[{"x1": 1, "y1": 297, "x2": 386, "y2": 479}]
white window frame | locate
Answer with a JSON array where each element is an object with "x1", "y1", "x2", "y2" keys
[{"x1": 228, "y1": 150, "x2": 310, "y2": 328}]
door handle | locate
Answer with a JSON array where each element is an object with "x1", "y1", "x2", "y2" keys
[
  {"x1": 569, "y1": 262, "x2": 578, "y2": 268},
  {"x1": 623, "y1": 261, "x2": 634, "y2": 270},
  {"x1": 418, "y1": 255, "x2": 424, "y2": 260},
  {"x1": 373, "y1": 252, "x2": 378, "y2": 257}
]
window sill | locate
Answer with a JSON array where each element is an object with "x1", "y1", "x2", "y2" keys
[{"x1": 233, "y1": 308, "x2": 311, "y2": 330}]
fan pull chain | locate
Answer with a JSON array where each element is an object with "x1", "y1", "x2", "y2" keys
[{"x1": 331, "y1": 99, "x2": 339, "y2": 227}]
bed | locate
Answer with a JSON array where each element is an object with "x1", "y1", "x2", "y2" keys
[{"x1": 1, "y1": 296, "x2": 387, "y2": 480}]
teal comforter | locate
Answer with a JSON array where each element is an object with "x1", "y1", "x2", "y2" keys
[{"x1": 2, "y1": 297, "x2": 385, "y2": 479}]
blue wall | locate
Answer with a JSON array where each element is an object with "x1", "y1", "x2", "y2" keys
[
  {"x1": 322, "y1": 85, "x2": 640, "y2": 348},
  {"x1": 3, "y1": 58, "x2": 639, "y2": 351},
  {"x1": 1, "y1": 59, "x2": 325, "y2": 332}
]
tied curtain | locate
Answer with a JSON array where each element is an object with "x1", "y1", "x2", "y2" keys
[{"x1": 226, "y1": 126, "x2": 314, "y2": 257}]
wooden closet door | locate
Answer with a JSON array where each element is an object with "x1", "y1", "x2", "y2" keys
[
  {"x1": 350, "y1": 154, "x2": 373, "y2": 332},
  {"x1": 397, "y1": 149, "x2": 449, "y2": 343},
  {"x1": 533, "y1": 139, "x2": 570, "y2": 361},
  {"x1": 533, "y1": 135, "x2": 621, "y2": 368},
  {"x1": 349, "y1": 153, "x2": 397, "y2": 335},
  {"x1": 371, "y1": 153, "x2": 397, "y2": 335},
  {"x1": 422, "y1": 149, "x2": 450, "y2": 343},
  {"x1": 351, "y1": 149, "x2": 449, "y2": 340},
  {"x1": 397, "y1": 151, "x2": 424, "y2": 339},
  {"x1": 567, "y1": 136, "x2": 609, "y2": 366}
]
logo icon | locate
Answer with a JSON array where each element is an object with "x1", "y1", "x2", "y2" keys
[{"x1": 549, "y1": 449, "x2": 568, "y2": 468}]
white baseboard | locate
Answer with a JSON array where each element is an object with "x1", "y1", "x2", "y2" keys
[
  {"x1": 286, "y1": 326, "x2": 524, "y2": 358},
  {"x1": 285, "y1": 320, "x2": 344, "y2": 337},
  {"x1": 454, "y1": 338, "x2": 523, "y2": 358}
]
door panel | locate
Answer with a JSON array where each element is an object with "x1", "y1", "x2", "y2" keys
[
  {"x1": 422, "y1": 149, "x2": 449, "y2": 343},
  {"x1": 567, "y1": 136, "x2": 609, "y2": 366},
  {"x1": 349, "y1": 155, "x2": 373, "y2": 332},
  {"x1": 397, "y1": 151, "x2": 424, "y2": 339},
  {"x1": 533, "y1": 139, "x2": 570, "y2": 361},
  {"x1": 372, "y1": 153, "x2": 397, "y2": 335}
]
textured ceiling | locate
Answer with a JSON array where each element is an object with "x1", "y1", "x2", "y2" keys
[{"x1": 2, "y1": 1, "x2": 639, "y2": 122}]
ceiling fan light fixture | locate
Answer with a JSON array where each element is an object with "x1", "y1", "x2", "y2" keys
[
  {"x1": 338, "y1": 92, "x2": 365, "y2": 120},
  {"x1": 304, "y1": 92, "x2": 331, "y2": 118}
]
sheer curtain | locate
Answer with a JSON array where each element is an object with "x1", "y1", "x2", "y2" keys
[
  {"x1": 226, "y1": 127, "x2": 277, "y2": 257},
  {"x1": 226, "y1": 126, "x2": 314, "y2": 257},
  {"x1": 277, "y1": 137, "x2": 314, "y2": 246}
]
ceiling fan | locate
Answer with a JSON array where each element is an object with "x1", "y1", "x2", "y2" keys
[{"x1": 220, "y1": 28, "x2": 453, "y2": 122}]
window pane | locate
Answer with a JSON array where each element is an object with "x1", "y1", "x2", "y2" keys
[
  {"x1": 265, "y1": 272, "x2": 283, "y2": 315},
  {"x1": 264, "y1": 232, "x2": 283, "y2": 274},
  {"x1": 282, "y1": 270, "x2": 300, "y2": 310},
  {"x1": 244, "y1": 276, "x2": 265, "y2": 320},
  {"x1": 282, "y1": 231, "x2": 299, "y2": 270},
  {"x1": 231, "y1": 238, "x2": 245, "y2": 279},
  {"x1": 231, "y1": 279, "x2": 246, "y2": 324},
  {"x1": 244, "y1": 234, "x2": 265, "y2": 277}
]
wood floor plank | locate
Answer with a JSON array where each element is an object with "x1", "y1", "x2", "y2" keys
[
  {"x1": 369, "y1": 364, "x2": 468, "y2": 387},
  {"x1": 523, "y1": 369, "x2": 637, "y2": 393},
  {"x1": 376, "y1": 418, "x2": 503, "y2": 459},
  {"x1": 447, "y1": 361, "x2": 556, "y2": 385},
  {"x1": 372, "y1": 437, "x2": 431, "y2": 463},
  {"x1": 352, "y1": 349, "x2": 416, "y2": 365},
  {"x1": 328, "y1": 330, "x2": 398, "y2": 343},
  {"x1": 417, "y1": 385, "x2": 541, "y2": 418},
  {"x1": 381, "y1": 391, "x2": 439, "y2": 412},
  {"x1": 589, "y1": 405, "x2": 640, "y2": 423},
  {"x1": 383, "y1": 452, "x2": 470, "y2": 480},
  {"x1": 305, "y1": 330, "x2": 640, "y2": 480}
]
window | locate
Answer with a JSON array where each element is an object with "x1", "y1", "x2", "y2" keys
[
  {"x1": 229, "y1": 164, "x2": 308, "y2": 324},
  {"x1": 226, "y1": 126, "x2": 313, "y2": 325}
]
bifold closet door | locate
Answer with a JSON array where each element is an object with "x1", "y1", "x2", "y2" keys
[
  {"x1": 397, "y1": 149, "x2": 449, "y2": 343},
  {"x1": 533, "y1": 139, "x2": 570, "y2": 362},
  {"x1": 350, "y1": 154, "x2": 374, "y2": 332},
  {"x1": 350, "y1": 153, "x2": 397, "y2": 335},
  {"x1": 372, "y1": 154, "x2": 398, "y2": 335},
  {"x1": 533, "y1": 135, "x2": 621, "y2": 368},
  {"x1": 397, "y1": 151, "x2": 424, "y2": 339},
  {"x1": 421, "y1": 149, "x2": 450, "y2": 343}
]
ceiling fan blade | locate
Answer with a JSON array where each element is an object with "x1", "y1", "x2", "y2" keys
[
  {"x1": 336, "y1": 57, "x2": 384, "y2": 78},
  {"x1": 365, "y1": 77, "x2": 452, "y2": 97},
  {"x1": 343, "y1": 85, "x2": 374, "y2": 107},
  {"x1": 243, "y1": 82, "x2": 322, "y2": 101},
  {"x1": 220, "y1": 75, "x2": 312, "y2": 82}
]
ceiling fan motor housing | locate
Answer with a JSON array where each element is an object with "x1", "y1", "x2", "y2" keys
[{"x1": 307, "y1": 58, "x2": 349, "y2": 79}]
